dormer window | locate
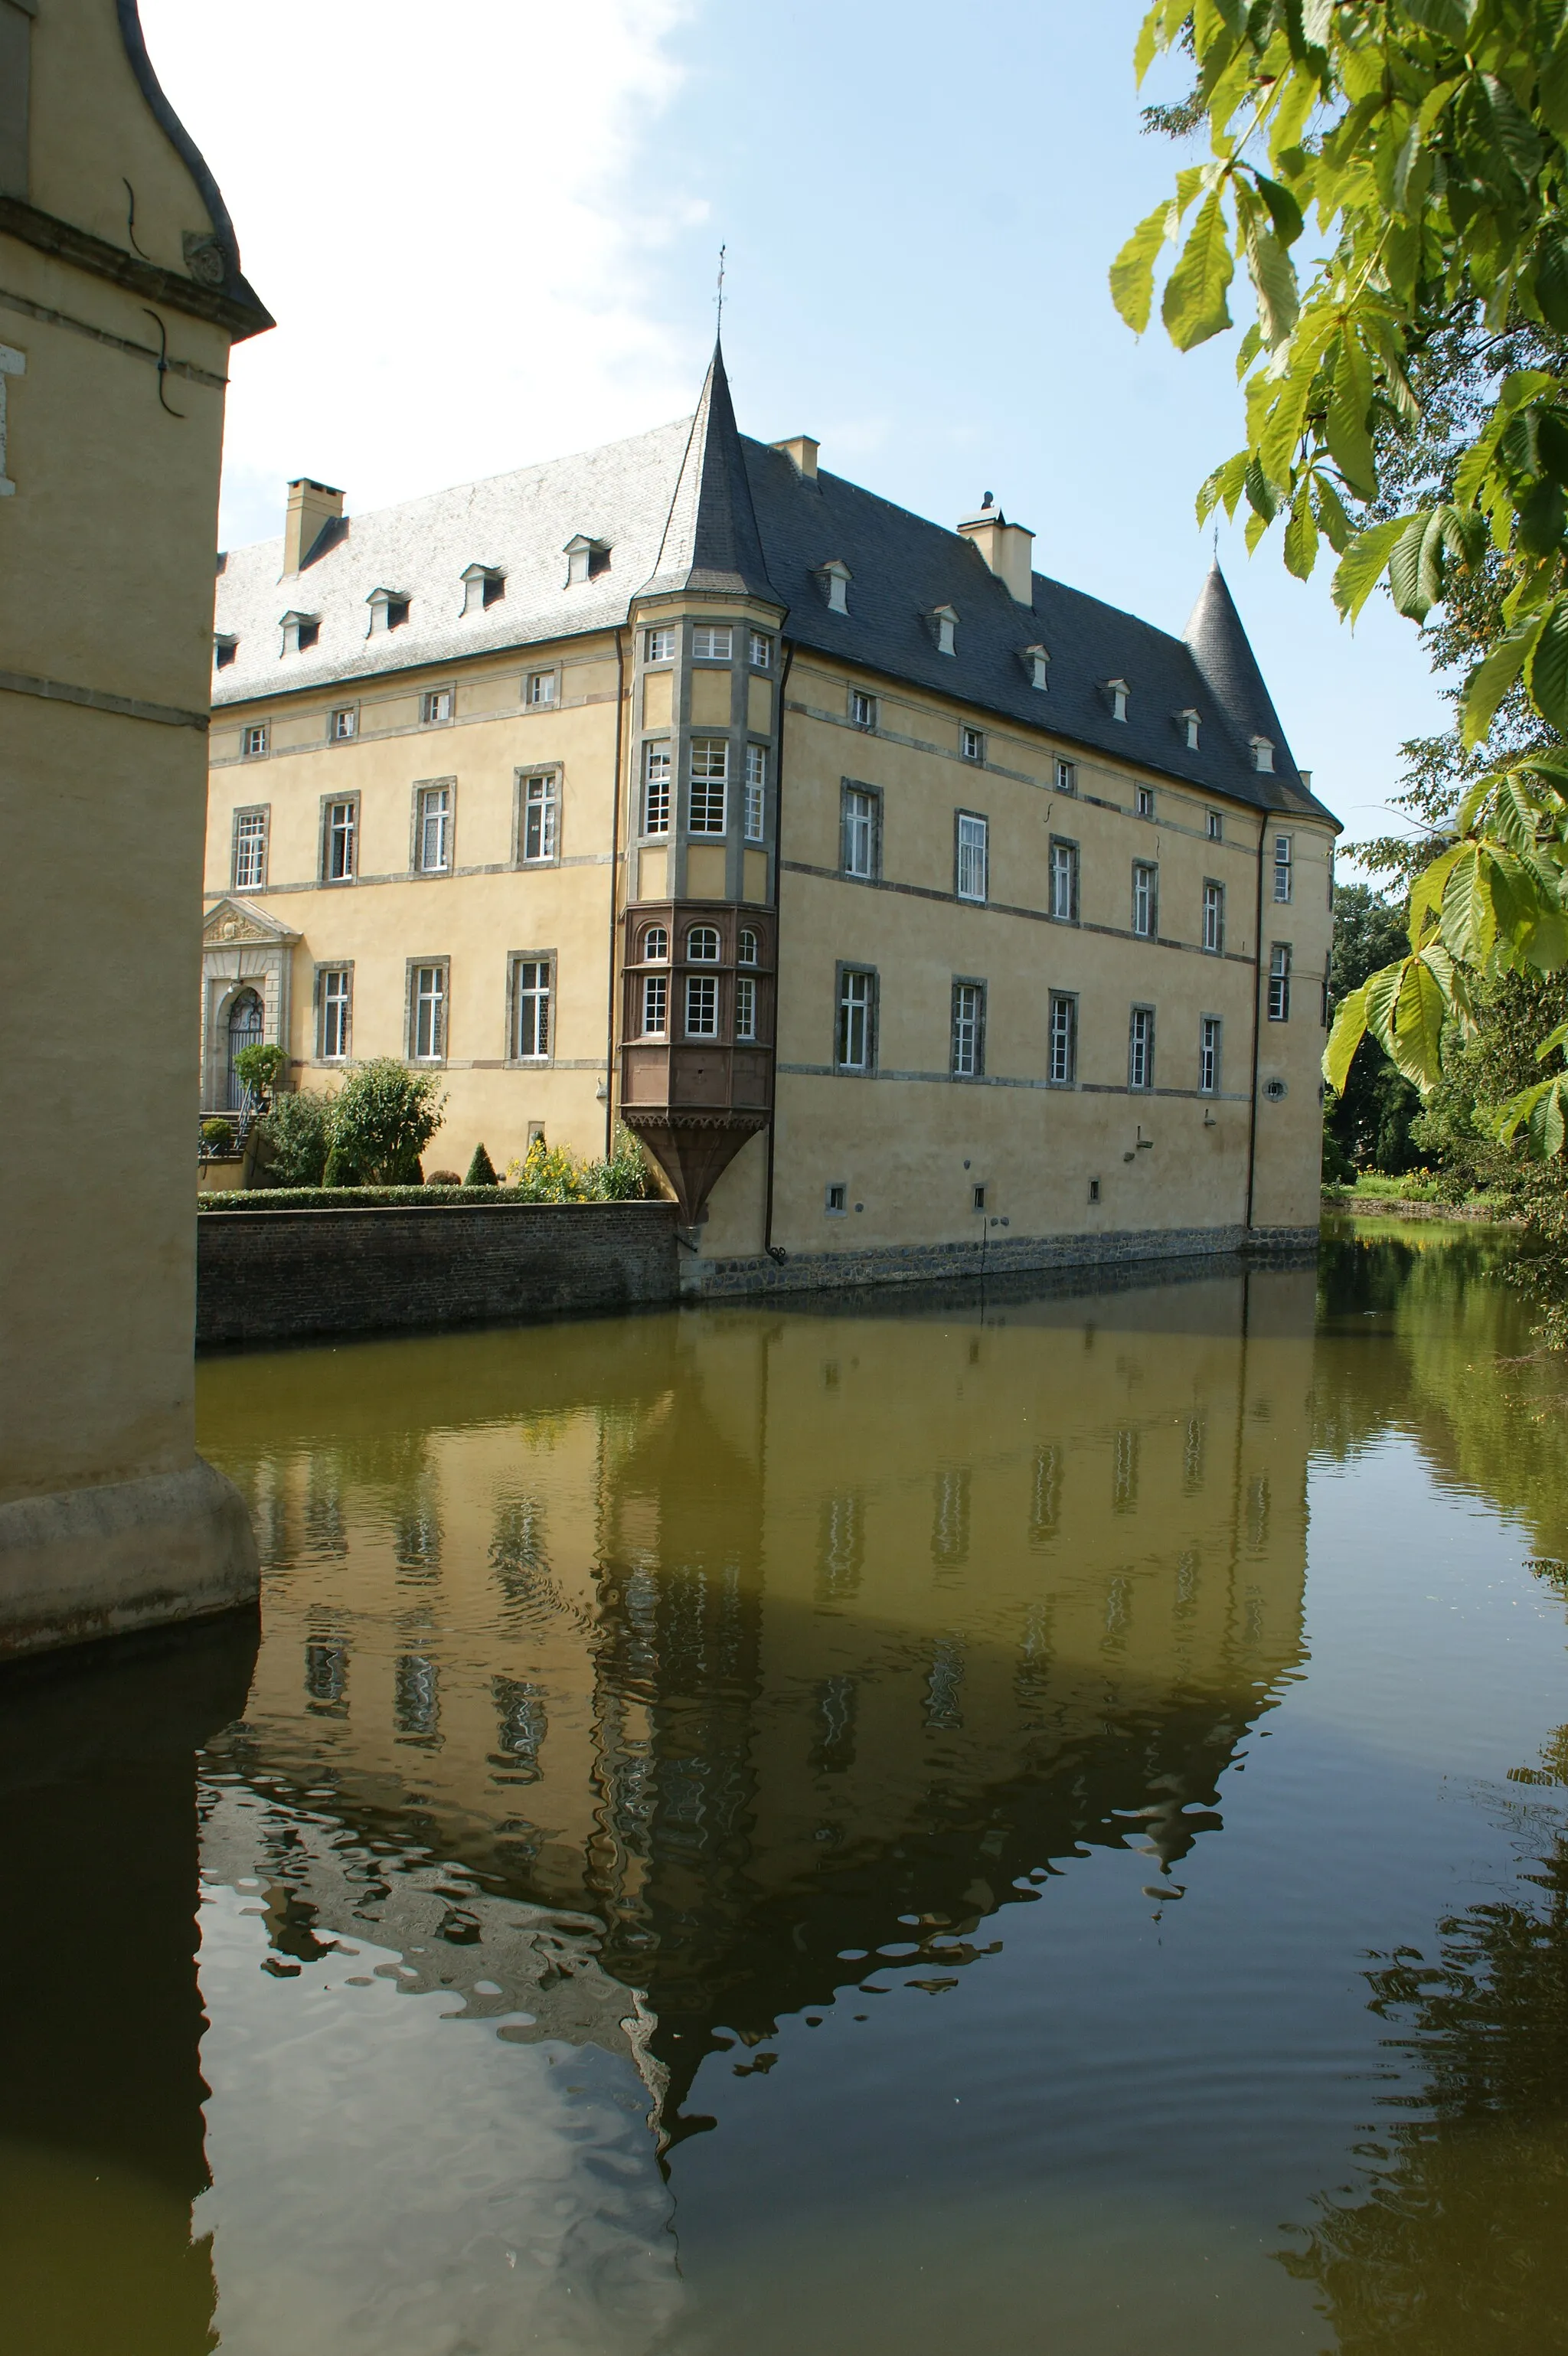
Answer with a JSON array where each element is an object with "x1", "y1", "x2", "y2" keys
[
  {"x1": 461, "y1": 564, "x2": 505, "y2": 615},
  {"x1": 1108, "y1": 678, "x2": 1129, "y2": 723},
  {"x1": 932, "y1": 604, "x2": 959, "y2": 657},
  {"x1": 280, "y1": 610, "x2": 320, "y2": 656},
  {"x1": 214, "y1": 634, "x2": 238, "y2": 670},
  {"x1": 1178, "y1": 707, "x2": 1200, "y2": 750},
  {"x1": 366, "y1": 587, "x2": 410, "y2": 634},
  {"x1": 563, "y1": 534, "x2": 612, "y2": 587},
  {"x1": 1023, "y1": 643, "x2": 1050, "y2": 691},
  {"x1": 1250, "y1": 734, "x2": 1276, "y2": 773},
  {"x1": 819, "y1": 558, "x2": 852, "y2": 615}
]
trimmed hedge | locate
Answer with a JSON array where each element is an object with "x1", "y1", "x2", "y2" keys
[{"x1": 197, "y1": 1185, "x2": 664, "y2": 1213}]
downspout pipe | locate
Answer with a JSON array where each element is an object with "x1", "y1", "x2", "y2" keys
[
  {"x1": 603, "y1": 626, "x2": 627, "y2": 1161},
  {"x1": 1244, "y1": 808, "x2": 1267, "y2": 1234},
  {"x1": 762, "y1": 638, "x2": 795, "y2": 1263}
]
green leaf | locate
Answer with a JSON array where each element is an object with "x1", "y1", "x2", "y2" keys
[
  {"x1": 1110, "y1": 201, "x2": 1171, "y2": 335},
  {"x1": 1298, "y1": 0, "x2": 1334, "y2": 49},
  {"x1": 1284, "y1": 479, "x2": 1319, "y2": 578},
  {"x1": 1462, "y1": 612, "x2": 1544, "y2": 746},
  {"x1": 1525, "y1": 595, "x2": 1568, "y2": 735},
  {"x1": 1315, "y1": 473, "x2": 1354, "y2": 553},
  {"x1": 1331, "y1": 515, "x2": 1412, "y2": 622},
  {"x1": 1389, "y1": 956, "x2": 1450, "y2": 1088},
  {"x1": 1534, "y1": 236, "x2": 1568, "y2": 333},
  {"x1": 1244, "y1": 455, "x2": 1280, "y2": 521},
  {"x1": 1479, "y1": 73, "x2": 1544, "y2": 187},
  {"x1": 1133, "y1": 0, "x2": 1164, "y2": 83},
  {"x1": 1252, "y1": 171, "x2": 1305, "y2": 245},
  {"x1": 1535, "y1": 1019, "x2": 1568, "y2": 1064},
  {"x1": 1197, "y1": 449, "x2": 1248, "y2": 523},
  {"x1": 1403, "y1": 0, "x2": 1475, "y2": 44},
  {"x1": 1161, "y1": 191, "x2": 1235, "y2": 352},
  {"x1": 1243, "y1": 213, "x2": 1300, "y2": 347},
  {"x1": 1387, "y1": 511, "x2": 1437, "y2": 620},
  {"x1": 1540, "y1": 36, "x2": 1568, "y2": 142},
  {"x1": 1323, "y1": 982, "x2": 1370, "y2": 1094},
  {"x1": 1327, "y1": 335, "x2": 1377, "y2": 500}
]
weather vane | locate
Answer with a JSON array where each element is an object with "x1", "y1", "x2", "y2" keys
[{"x1": 715, "y1": 243, "x2": 727, "y2": 333}]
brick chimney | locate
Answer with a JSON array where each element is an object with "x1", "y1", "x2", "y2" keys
[
  {"x1": 958, "y1": 495, "x2": 1035, "y2": 604},
  {"x1": 773, "y1": 434, "x2": 818, "y2": 479},
  {"x1": 283, "y1": 478, "x2": 344, "y2": 576}
]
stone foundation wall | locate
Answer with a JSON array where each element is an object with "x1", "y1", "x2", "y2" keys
[
  {"x1": 197, "y1": 1200, "x2": 683, "y2": 1348},
  {"x1": 686, "y1": 1222, "x2": 1321, "y2": 1299}
]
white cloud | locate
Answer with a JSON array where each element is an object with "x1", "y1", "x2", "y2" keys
[{"x1": 138, "y1": 0, "x2": 703, "y2": 549}]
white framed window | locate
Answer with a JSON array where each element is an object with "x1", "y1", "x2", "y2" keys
[
  {"x1": 1202, "y1": 879, "x2": 1225, "y2": 953},
  {"x1": 411, "y1": 962, "x2": 448, "y2": 1060},
  {"x1": 933, "y1": 605, "x2": 958, "y2": 657},
  {"x1": 231, "y1": 807, "x2": 268, "y2": 892},
  {"x1": 521, "y1": 770, "x2": 560, "y2": 863},
  {"x1": 1135, "y1": 783, "x2": 1153, "y2": 817},
  {"x1": 956, "y1": 811, "x2": 988, "y2": 903},
  {"x1": 744, "y1": 743, "x2": 767, "y2": 841},
  {"x1": 1273, "y1": 833, "x2": 1293, "y2": 901},
  {"x1": 837, "y1": 968, "x2": 875, "y2": 1072},
  {"x1": 1055, "y1": 756, "x2": 1076, "y2": 796},
  {"x1": 420, "y1": 688, "x2": 453, "y2": 725},
  {"x1": 525, "y1": 669, "x2": 557, "y2": 707},
  {"x1": 1128, "y1": 1004, "x2": 1155, "y2": 1091},
  {"x1": 243, "y1": 724, "x2": 269, "y2": 759},
  {"x1": 1207, "y1": 808, "x2": 1223, "y2": 841},
  {"x1": 749, "y1": 631, "x2": 773, "y2": 670},
  {"x1": 737, "y1": 926, "x2": 760, "y2": 966},
  {"x1": 318, "y1": 968, "x2": 351, "y2": 1060},
  {"x1": 641, "y1": 924, "x2": 668, "y2": 962},
  {"x1": 1049, "y1": 837, "x2": 1078, "y2": 923},
  {"x1": 416, "y1": 783, "x2": 452, "y2": 874},
  {"x1": 841, "y1": 785, "x2": 879, "y2": 879},
  {"x1": 685, "y1": 973, "x2": 719, "y2": 1037},
  {"x1": 1132, "y1": 860, "x2": 1158, "y2": 938},
  {"x1": 1111, "y1": 680, "x2": 1131, "y2": 724},
  {"x1": 1048, "y1": 992, "x2": 1076, "y2": 1086},
  {"x1": 686, "y1": 925, "x2": 720, "y2": 961},
  {"x1": 642, "y1": 741, "x2": 671, "y2": 835},
  {"x1": 324, "y1": 796, "x2": 358, "y2": 883},
  {"x1": 1024, "y1": 644, "x2": 1050, "y2": 691},
  {"x1": 960, "y1": 724, "x2": 985, "y2": 764},
  {"x1": 513, "y1": 958, "x2": 552, "y2": 1059},
  {"x1": 1268, "y1": 943, "x2": 1292, "y2": 1021},
  {"x1": 1179, "y1": 708, "x2": 1201, "y2": 750},
  {"x1": 332, "y1": 705, "x2": 358, "y2": 741},
  {"x1": 688, "y1": 739, "x2": 728, "y2": 833},
  {"x1": 849, "y1": 688, "x2": 876, "y2": 730},
  {"x1": 214, "y1": 636, "x2": 238, "y2": 670},
  {"x1": 645, "y1": 626, "x2": 675, "y2": 662},
  {"x1": 1199, "y1": 1015, "x2": 1221, "y2": 1094},
  {"x1": 692, "y1": 625, "x2": 733, "y2": 661},
  {"x1": 1251, "y1": 734, "x2": 1276, "y2": 773},
  {"x1": 735, "y1": 974, "x2": 757, "y2": 1041},
  {"x1": 952, "y1": 981, "x2": 986, "y2": 1078},
  {"x1": 641, "y1": 972, "x2": 668, "y2": 1036}
]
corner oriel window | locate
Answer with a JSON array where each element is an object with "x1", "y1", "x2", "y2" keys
[
  {"x1": 318, "y1": 968, "x2": 351, "y2": 1060},
  {"x1": 692, "y1": 625, "x2": 733, "y2": 662},
  {"x1": 951, "y1": 981, "x2": 985, "y2": 1078},
  {"x1": 684, "y1": 973, "x2": 719, "y2": 1037},
  {"x1": 1268, "y1": 943, "x2": 1292, "y2": 1021},
  {"x1": 837, "y1": 969, "x2": 875, "y2": 1072},
  {"x1": 1131, "y1": 861, "x2": 1158, "y2": 938},
  {"x1": 645, "y1": 626, "x2": 675, "y2": 663},
  {"x1": 1273, "y1": 833, "x2": 1293, "y2": 902},
  {"x1": 416, "y1": 783, "x2": 452, "y2": 874},
  {"x1": 1048, "y1": 992, "x2": 1076, "y2": 1086},
  {"x1": 686, "y1": 925, "x2": 720, "y2": 962},
  {"x1": 411, "y1": 963, "x2": 447, "y2": 1060},
  {"x1": 841, "y1": 785, "x2": 878, "y2": 880},
  {"x1": 325, "y1": 797, "x2": 358, "y2": 883},
  {"x1": 521, "y1": 771, "x2": 560, "y2": 863},
  {"x1": 688, "y1": 739, "x2": 728, "y2": 834},
  {"x1": 1128, "y1": 1004, "x2": 1155, "y2": 1092},
  {"x1": 1199, "y1": 1015, "x2": 1221, "y2": 1095},
  {"x1": 737, "y1": 926, "x2": 760, "y2": 966},
  {"x1": 641, "y1": 972, "x2": 668, "y2": 1037},
  {"x1": 1202, "y1": 879, "x2": 1225, "y2": 953},
  {"x1": 642, "y1": 741, "x2": 671, "y2": 835},
  {"x1": 1049, "y1": 838, "x2": 1079, "y2": 923},
  {"x1": 514, "y1": 959, "x2": 551, "y2": 1058},
  {"x1": 956, "y1": 812, "x2": 988, "y2": 904},
  {"x1": 231, "y1": 807, "x2": 268, "y2": 892},
  {"x1": 735, "y1": 975, "x2": 757, "y2": 1041},
  {"x1": 642, "y1": 925, "x2": 668, "y2": 962},
  {"x1": 744, "y1": 744, "x2": 767, "y2": 841}
]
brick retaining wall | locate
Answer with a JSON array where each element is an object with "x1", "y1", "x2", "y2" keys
[{"x1": 197, "y1": 1200, "x2": 682, "y2": 1348}]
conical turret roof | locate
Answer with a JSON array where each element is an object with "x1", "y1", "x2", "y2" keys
[
  {"x1": 639, "y1": 341, "x2": 782, "y2": 605},
  {"x1": 1183, "y1": 560, "x2": 1298, "y2": 772}
]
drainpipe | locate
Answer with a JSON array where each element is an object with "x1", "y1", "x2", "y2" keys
[
  {"x1": 1244, "y1": 807, "x2": 1266, "y2": 1234},
  {"x1": 603, "y1": 626, "x2": 627, "y2": 1160},
  {"x1": 762, "y1": 639, "x2": 795, "y2": 1262}
]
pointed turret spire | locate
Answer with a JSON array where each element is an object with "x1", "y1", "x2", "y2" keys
[
  {"x1": 1183, "y1": 560, "x2": 1298, "y2": 779},
  {"x1": 640, "y1": 341, "x2": 782, "y2": 604}
]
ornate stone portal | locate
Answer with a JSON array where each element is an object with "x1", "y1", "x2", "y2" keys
[{"x1": 200, "y1": 897, "x2": 299, "y2": 1110}]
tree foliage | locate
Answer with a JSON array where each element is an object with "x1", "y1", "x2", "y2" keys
[
  {"x1": 1118, "y1": 0, "x2": 1568, "y2": 1145},
  {"x1": 324, "y1": 1059, "x2": 446, "y2": 1186}
]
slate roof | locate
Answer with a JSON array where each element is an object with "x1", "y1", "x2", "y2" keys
[{"x1": 212, "y1": 345, "x2": 1336, "y2": 828}]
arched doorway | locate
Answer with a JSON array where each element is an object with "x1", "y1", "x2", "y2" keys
[{"x1": 226, "y1": 989, "x2": 265, "y2": 1109}]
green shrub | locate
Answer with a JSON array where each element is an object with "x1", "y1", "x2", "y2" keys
[
  {"x1": 426, "y1": 1168, "x2": 462, "y2": 1187},
  {"x1": 232, "y1": 1041, "x2": 289, "y2": 1103},
  {"x1": 256, "y1": 1090, "x2": 333, "y2": 1186},
  {"x1": 503, "y1": 1125, "x2": 655, "y2": 1202},
  {"x1": 465, "y1": 1142, "x2": 498, "y2": 1187},
  {"x1": 201, "y1": 1116, "x2": 236, "y2": 1152},
  {"x1": 327, "y1": 1059, "x2": 445, "y2": 1185}
]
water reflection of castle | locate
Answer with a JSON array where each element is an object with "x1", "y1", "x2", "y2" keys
[{"x1": 200, "y1": 1260, "x2": 1317, "y2": 2125}]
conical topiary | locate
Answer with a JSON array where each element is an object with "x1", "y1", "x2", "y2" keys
[{"x1": 465, "y1": 1141, "x2": 498, "y2": 1187}]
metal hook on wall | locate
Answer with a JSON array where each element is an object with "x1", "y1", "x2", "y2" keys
[
  {"x1": 122, "y1": 178, "x2": 151, "y2": 260},
  {"x1": 140, "y1": 308, "x2": 185, "y2": 419}
]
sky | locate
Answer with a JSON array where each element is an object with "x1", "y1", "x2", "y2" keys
[{"x1": 139, "y1": 0, "x2": 1449, "y2": 854}]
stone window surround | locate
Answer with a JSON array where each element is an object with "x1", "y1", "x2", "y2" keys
[
  {"x1": 409, "y1": 775, "x2": 457, "y2": 877},
  {"x1": 506, "y1": 949, "x2": 557, "y2": 1067}
]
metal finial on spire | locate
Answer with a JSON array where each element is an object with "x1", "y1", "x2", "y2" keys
[{"x1": 715, "y1": 243, "x2": 727, "y2": 335}]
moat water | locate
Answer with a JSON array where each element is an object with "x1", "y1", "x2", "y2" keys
[{"x1": 6, "y1": 1225, "x2": 1568, "y2": 2354}]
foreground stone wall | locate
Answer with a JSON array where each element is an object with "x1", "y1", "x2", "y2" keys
[{"x1": 197, "y1": 1201, "x2": 683, "y2": 1348}]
